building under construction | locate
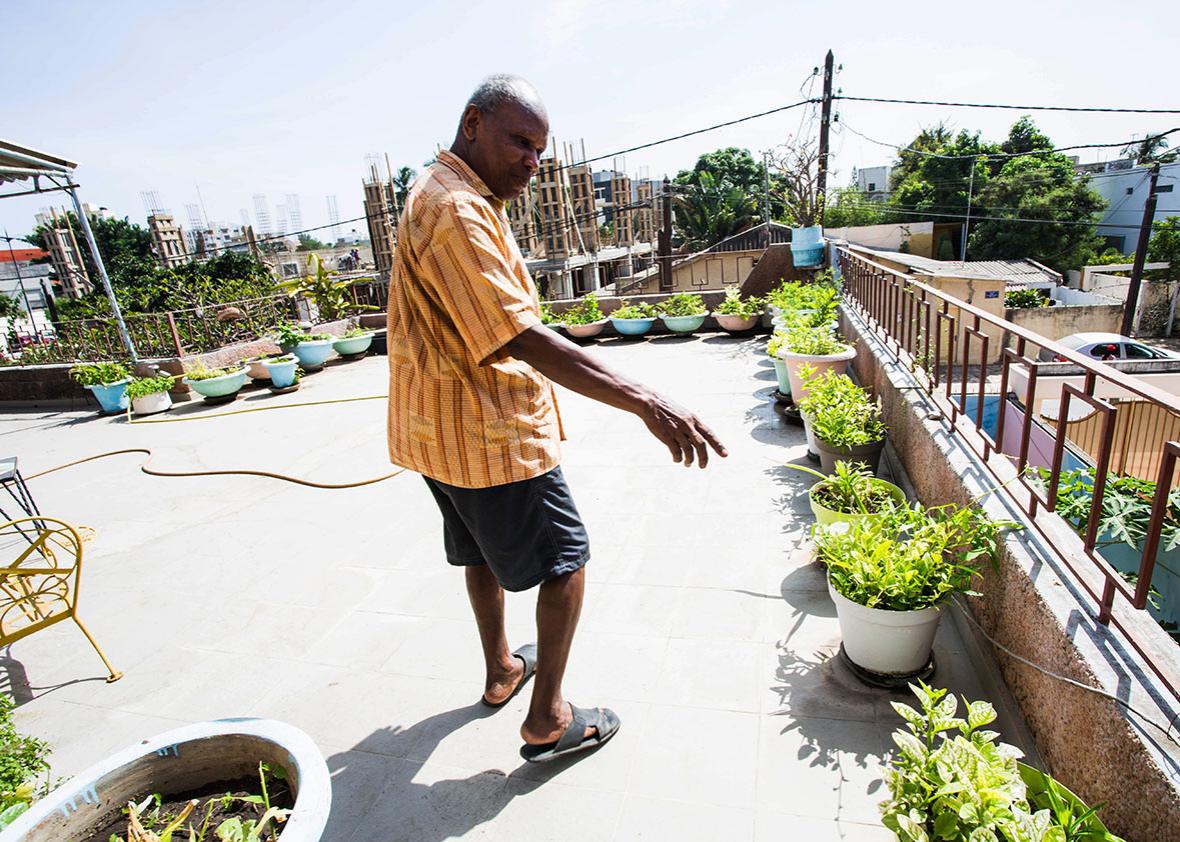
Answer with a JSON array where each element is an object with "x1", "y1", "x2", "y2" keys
[
  {"x1": 40, "y1": 209, "x2": 90, "y2": 299},
  {"x1": 362, "y1": 159, "x2": 397, "y2": 276},
  {"x1": 147, "y1": 213, "x2": 187, "y2": 269}
]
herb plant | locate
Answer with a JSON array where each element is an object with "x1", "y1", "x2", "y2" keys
[
  {"x1": 781, "y1": 325, "x2": 850, "y2": 357},
  {"x1": 659, "y1": 293, "x2": 707, "y2": 317},
  {"x1": 611, "y1": 300, "x2": 656, "y2": 320},
  {"x1": 797, "y1": 369, "x2": 887, "y2": 448},
  {"x1": 767, "y1": 331, "x2": 786, "y2": 359},
  {"x1": 184, "y1": 363, "x2": 241, "y2": 381},
  {"x1": 564, "y1": 293, "x2": 606, "y2": 325},
  {"x1": 340, "y1": 327, "x2": 372, "y2": 339},
  {"x1": 302, "y1": 332, "x2": 333, "y2": 342},
  {"x1": 69, "y1": 362, "x2": 129, "y2": 387},
  {"x1": 539, "y1": 302, "x2": 559, "y2": 325},
  {"x1": 1005, "y1": 288, "x2": 1049, "y2": 309},
  {"x1": 816, "y1": 502, "x2": 1009, "y2": 611},
  {"x1": 789, "y1": 460, "x2": 900, "y2": 514},
  {"x1": 767, "y1": 280, "x2": 838, "y2": 321},
  {"x1": 714, "y1": 286, "x2": 764, "y2": 318},
  {"x1": 881, "y1": 682, "x2": 1120, "y2": 842},
  {"x1": 126, "y1": 375, "x2": 176, "y2": 399},
  {"x1": 270, "y1": 323, "x2": 306, "y2": 347}
]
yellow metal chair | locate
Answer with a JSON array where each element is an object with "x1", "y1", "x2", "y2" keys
[{"x1": 0, "y1": 517, "x2": 122, "y2": 682}]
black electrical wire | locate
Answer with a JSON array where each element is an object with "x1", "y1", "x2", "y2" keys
[{"x1": 836, "y1": 95, "x2": 1180, "y2": 115}]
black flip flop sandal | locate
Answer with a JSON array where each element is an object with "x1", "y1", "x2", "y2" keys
[
  {"x1": 481, "y1": 643, "x2": 538, "y2": 708},
  {"x1": 519, "y1": 704, "x2": 620, "y2": 763}
]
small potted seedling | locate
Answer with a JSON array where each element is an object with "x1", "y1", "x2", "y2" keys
[
  {"x1": 126, "y1": 373, "x2": 176, "y2": 416},
  {"x1": 713, "y1": 286, "x2": 764, "y2": 333},
  {"x1": 788, "y1": 459, "x2": 904, "y2": 528},
  {"x1": 69, "y1": 362, "x2": 131, "y2": 414},
  {"x1": 776, "y1": 324, "x2": 855, "y2": 403},
  {"x1": 608, "y1": 300, "x2": 657, "y2": 337},
  {"x1": 262, "y1": 354, "x2": 301, "y2": 393},
  {"x1": 797, "y1": 369, "x2": 888, "y2": 475},
  {"x1": 658, "y1": 292, "x2": 708, "y2": 334},
  {"x1": 183, "y1": 362, "x2": 248, "y2": 402},
  {"x1": 332, "y1": 327, "x2": 375, "y2": 360},
  {"x1": 562, "y1": 293, "x2": 608, "y2": 339}
]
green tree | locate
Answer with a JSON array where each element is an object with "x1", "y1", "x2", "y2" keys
[
  {"x1": 824, "y1": 188, "x2": 895, "y2": 227},
  {"x1": 297, "y1": 234, "x2": 329, "y2": 251},
  {"x1": 0, "y1": 295, "x2": 22, "y2": 320},
  {"x1": 392, "y1": 166, "x2": 417, "y2": 209},
  {"x1": 26, "y1": 213, "x2": 153, "y2": 284},
  {"x1": 673, "y1": 171, "x2": 759, "y2": 250},
  {"x1": 1149, "y1": 216, "x2": 1180, "y2": 275},
  {"x1": 888, "y1": 125, "x2": 997, "y2": 220},
  {"x1": 674, "y1": 147, "x2": 765, "y2": 197}
]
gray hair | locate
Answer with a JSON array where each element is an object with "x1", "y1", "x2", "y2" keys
[{"x1": 466, "y1": 74, "x2": 547, "y2": 118}]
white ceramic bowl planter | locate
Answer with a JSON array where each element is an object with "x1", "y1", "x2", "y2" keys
[
  {"x1": 2, "y1": 718, "x2": 331, "y2": 841},
  {"x1": 777, "y1": 345, "x2": 856, "y2": 404},
  {"x1": 131, "y1": 391, "x2": 172, "y2": 416},
  {"x1": 565, "y1": 320, "x2": 608, "y2": 339},
  {"x1": 827, "y1": 579, "x2": 942, "y2": 676}
]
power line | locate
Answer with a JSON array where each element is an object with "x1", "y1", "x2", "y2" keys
[{"x1": 835, "y1": 95, "x2": 1180, "y2": 115}]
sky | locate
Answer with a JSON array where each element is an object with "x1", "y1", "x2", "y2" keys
[{"x1": 2, "y1": 0, "x2": 1178, "y2": 243}]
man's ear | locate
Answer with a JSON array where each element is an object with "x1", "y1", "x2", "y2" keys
[{"x1": 460, "y1": 105, "x2": 481, "y2": 142}]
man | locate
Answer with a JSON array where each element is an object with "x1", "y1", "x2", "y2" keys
[{"x1": 386, "y1": 74, "x2": 726, "y2": 762}]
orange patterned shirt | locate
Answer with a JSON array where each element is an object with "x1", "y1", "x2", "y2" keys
[{"x1": 385, "y1": 150, "x2": 563, "y2": 489}]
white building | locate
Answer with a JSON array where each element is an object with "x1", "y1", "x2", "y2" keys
[
  {"x1": 1077, "y1": 158, "x2": 1180, "y2": 254},
  {"x1": 184, "y1": 224, "x2": 252, "y2": 257},
  {"x1": 854, "y1": 165, "x2": 891, "y2": 200}
]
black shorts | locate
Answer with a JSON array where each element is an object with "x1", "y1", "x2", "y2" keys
[{"x1": 422, "y1": 466, "x2": 591, "y2": 592}]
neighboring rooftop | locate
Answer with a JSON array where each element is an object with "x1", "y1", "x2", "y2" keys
[{"x1": 847, "y1": 245, "x2": 1063, "y2": 285}]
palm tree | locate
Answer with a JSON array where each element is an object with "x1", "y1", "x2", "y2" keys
[
  {"x1": 1123, "y1": 133, "x2": 1177, "y2": 166},
  {"x1": 673, "y1": 172, "x2": 759, "y2": 251},
  {"x1": 392, "y1": 166, "x2": 418, "y2": 209}
]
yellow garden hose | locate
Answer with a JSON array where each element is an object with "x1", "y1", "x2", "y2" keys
[{"x1": 27, "y1": 394, "x2": 406, "y2": 489}]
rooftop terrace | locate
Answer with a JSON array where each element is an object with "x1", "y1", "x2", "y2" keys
[{"x1": 1, "y1": 336, "x2": 1035, "y2": 841}]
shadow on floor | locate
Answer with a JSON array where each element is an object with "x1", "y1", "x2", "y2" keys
[
  {"x1": 0, "y1": 645, "x2": 106, "y2": 707},
  {"x1": 325, "y1": 701, "x2": 604, "y2": 841}
]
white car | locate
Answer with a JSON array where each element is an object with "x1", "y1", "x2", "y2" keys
[{"x1": 1038, "y1": 332, "x2": 1180, "y2": 362}]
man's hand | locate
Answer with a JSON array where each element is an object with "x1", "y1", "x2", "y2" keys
[{"x1": 639, "y1": 393, "x2": 727, "y2": 468}]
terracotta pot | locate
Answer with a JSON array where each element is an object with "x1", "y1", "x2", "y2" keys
[
  {"x1": 714, "y1": 313, "x2": 761, "y2": 332},
  {"x1": 777, "y1": 345, "x2": 856, "y2": 403},
  {"x1": 565, "y1": 320, "x2": 607, "y2": 339}
]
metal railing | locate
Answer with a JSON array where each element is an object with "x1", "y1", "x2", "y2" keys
[{"x1": 838, "y1": 245, "x2": 1180, "y2": 700}]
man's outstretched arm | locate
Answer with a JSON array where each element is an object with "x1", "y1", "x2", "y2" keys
[{"x1": 504, "y1": 325, "x2": 727, "y2": 468}]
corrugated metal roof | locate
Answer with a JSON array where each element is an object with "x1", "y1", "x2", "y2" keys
[
  {"x1": 0, "y1": 139, "x2": 76, "y2": 189},
  {"x1": 852, "y1": 247, "x2": 1062, "y2": 284}
]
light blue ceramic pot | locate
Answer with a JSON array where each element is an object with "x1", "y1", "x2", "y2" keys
[
  {"x1": 610, "y1": 317, "x2": 656, "y2": 337},
  {"x1": 331, "y1": 333, "x2": 373, "y2": 358},
  {"x1": 263, "y1": 356, "x2": 299, "y2": 389},
  {"x1": 771, "y1": 358, "x2": 792, "y2": 395},
  {"x1": 185, "y1": 369, "x2": 247, "y2": 399},
  {"x1": 661, "y1": 314, "x2": 707, "y2": 333},
  {"x1": 85, "y1": 379, "x2": 130, "y2": 413},
  {"x1": 293, "y1": 339, "x2": 333, "y2": 370}
]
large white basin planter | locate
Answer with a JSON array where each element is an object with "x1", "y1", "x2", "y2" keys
[
  {"x1": 1, "y1": 718, "x2": 331, "y2": 841},
  {"x1": 827, "y1": 579, "x2": 942, "y2": 676},
  {"x1": 131, "y1": 391, "x2": 172, "y2": 416}
]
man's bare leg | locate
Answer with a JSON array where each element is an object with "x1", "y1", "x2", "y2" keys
[
  {"x1": 466, "y1": 565, "x2": 524, "y2": 704},
  {"x1": 521, "y1": 567, "x2": 595, "y2": 743}
]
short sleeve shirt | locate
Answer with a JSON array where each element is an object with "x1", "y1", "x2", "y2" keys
[{"x1": 385, "y1": 150, "x2": 563, "y2": 489}]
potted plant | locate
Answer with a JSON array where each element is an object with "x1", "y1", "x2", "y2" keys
[
  {"x1": 658, "y1": 292, "x2": 708, "y2": 334},
  {"x1": 776, "y1": 324, "x2": 855, "y2": 403},
  {"x1": 766, "y1": 332, "x2": 792, "y2": 398},
  {"x1": 332, "y1": 327, "x2": 375, "y2": 359},
  {"x1": 69, "y1": 362, "x2": 131, "y2": 414},
  {"x1": 563, "y1": 293, "x2": 608, "y2": 339},
  {"x1": 126, "y1": 374, "x2": 176, "y2": 416},
  {"x1": 881, "y1": 682, "x2": 1123, "y2": 841},
  {"x1": 271, "y1": 322, "x2": 307, "y2": 355},
  {"x1": 4, "y1": 718, "x2": 331, "y2": 841},
  {"x1": 242, "y1": 354, "x2": 276, "y2": 382},
  {"x1": 0, "y1": 695, "x2": 51, "y2": 832},
  {"x1": 789, "y1": 460, "x2": 904, "y2": 528},
  {"x1": 713, "y1": 286, "x2": 764, "y2": 333},
  {"x1": 184, "y1": 362, "x2": 248, "y2": 402},
  {"x1": 767, "y1": 279, "x2": 838, "y2": 328},
  {"x1": 292, "y1": 332, "x2": 334, "y2": 371},
  {"x1": 540, "y1": 302, "x2": 564, "y2": 333},
  {"x1": 815, "y1": 502, "x2": 1009, "y2": 677},
  {"x1": 608, "y1": 300, "x2": 657, "y2": 337},
  {"x1": 797, "y1": 369, "x2": 888, "y2": 475},
  {"x1": 261, "y1": 354, "x2": 301, "y2": 392}
]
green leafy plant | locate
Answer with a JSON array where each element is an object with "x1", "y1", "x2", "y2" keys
[
  {"x1": 539, "y1": 302, "x2": 560, "y2": 325},
  {"x1": 0, "y1": 696, "x2": 51, "y2": 830},
  {"x1": 789, "y1": 460, "x2": 900, "y2": 515},
  {"x1": 184, "y1": 362, "x2": 241, "y2": 381},
  {"x1": 69, "y1": 361, "x2": 129, "y2": 387},
  {"x1": 611, "y1": 300, "x2": 656, "y2": 320},
  {"x1": 659, "y1": 293, "x2": 707, "y2": 317},
  {"x1": 563, "y1": 292, "x2": 606, "y2": 325},
  {"x1": 270, "y1": 323, "x2": 307, "y2": 347},
  {"x1": 767, "y1": 280, "x2": 838, "y2": 320},
  {"x1": 301, "y1": 332, "x2": 333, "y2": 342},
  {"x1": 1005, "y1": 288, "x2": 1049, "y2": 309},
  {"x1": 340, "y1": 327, "x2": 372, "y2": 339},
  {"x1": 816, "y1": 502, "x2": 1010, "y2": 611},
  {"x1": 881, "y1": 682, "x2": 1121, "y2": 842},
  {"x1": 797, "y1": 369, "x2": 887, "y2": 448},
  {"x1": 767, "y1": 331, "x2": 786, "y2": 359},
  {"x1": 714, "y1": 285, "x2": 764, "y2": 318},
  {"x1": 781, "y1": 325, "x2": 850, "y2": 357},
  {"x1": 126, "y1": 374, "x2": 176, "y2": 399},
  {"x1": 278, "y1": 253, "x2": 375, "y2": 320}
]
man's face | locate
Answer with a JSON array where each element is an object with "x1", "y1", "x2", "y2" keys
[{"x1": 462, "y1": 102, "x2": 548, "y2": 201}]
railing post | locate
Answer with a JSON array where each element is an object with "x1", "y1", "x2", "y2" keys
[{"x1": 166, "y1": 312, "x2": 184, "y2": 357}]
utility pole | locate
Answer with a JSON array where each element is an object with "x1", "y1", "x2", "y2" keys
[
  {"x1": 815, "y1": 49, "x2": 835, "y2": 218},
  {"x1": 961, "y1": 160, "x2": 976, "y2": 262},
  {"x1": 658, "y1": 177, "x2": 673, "y2": 292},
  {"x1": 1121, "y1": 162, "x2": 1161, "y2": 337}
]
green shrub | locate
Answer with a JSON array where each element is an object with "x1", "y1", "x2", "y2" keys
[
  {"x1": 1005, "y1": 288, "x2": 1048, "y2": 309},
  {"x1": 767, "y1": 331, "x2": 786, "y2": 359},
  {"x1": 564, "y1": 293, "x2": 606, "y2": 325},
  {"x1": 659, "y1": 293, "x2": 707, "y2": 317},
  {"x1": 714, "y1": 286, "x2": 764, "y2": 318},
  {"x1": 797, "y1": 369, "x2": 886, "y2": 448},
  {"x1": 68, "y1": 362, "x2": 129, "y2": 387},
  {"x1": 0, "y1": 695, "x2": 51, "y2": 823},
  {"x1": 126, "y1": 374, "x2": 176, "y2": 399},
  {"x1": 781, "y1": 325, "x2": 850, "y2": 357},
  {"x1": 539, "y1": 302, "x2": 560, "y2": 325},
  {"x1": 184, "y1": 362, "x2": 240, "y2": 381},
  {"x1": 611, "y1": 300, "x2": 656, "y2": 320},
  {"x1": 767, "y1": 280, "x2": 838, "y2": 319}
]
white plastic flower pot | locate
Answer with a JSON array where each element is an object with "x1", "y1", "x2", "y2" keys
[
  {"x1": 131, "y1": 391, "x2": 171, "y2": 416},
  {"x1": 828, "y1": 578, "x2": 942, "y2": 676},
  {"x1": 2, "y1": 718, "x2": 330, "y2": 841},
  {"x1": 565, "y1": 320, "x2": 607, "y2": 339},
  {"x1": 777, "y1": 346, "x2": 856, "y2": 403}
]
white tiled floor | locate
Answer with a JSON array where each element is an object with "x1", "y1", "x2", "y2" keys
[{"x1": 3, "y1": 336, "x2": 1030, "y2": 840}]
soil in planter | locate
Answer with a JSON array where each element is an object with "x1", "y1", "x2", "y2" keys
[
  {"x1": 82, "y1": 773, "x2": 294, "y2": 842},
  {"x1": 812, "y1": 483, "x2": 895, "y2": 514}
]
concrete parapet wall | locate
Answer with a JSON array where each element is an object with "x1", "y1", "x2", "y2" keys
[
  {"x1": 1003, "y1": 303, "x2": 1124, "y2": 345},
  {"x1": 841, "y1": 304, "x2": 1180, "y2": 841}
]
